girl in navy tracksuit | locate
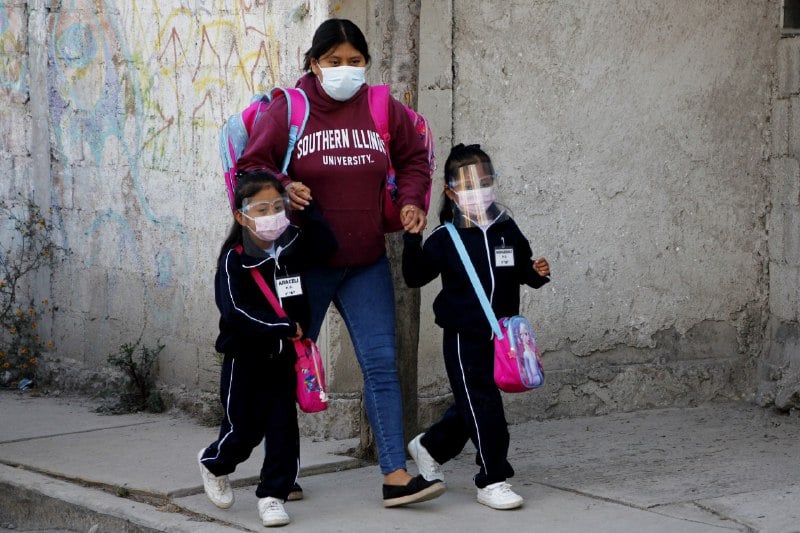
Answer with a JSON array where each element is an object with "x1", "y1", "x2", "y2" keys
[
  {"x1": 402, "y1": 144, "x2": 551, "y2": 510},
  {"x1": 198, "y1": 170, "x2": 336, "y2": 526}
]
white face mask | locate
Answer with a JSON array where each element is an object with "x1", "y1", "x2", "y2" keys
[
  {"x1": 319, "y1": 66, "x2": 366, "y2": 101},
  {"x1": 242, "y1": 212, "x2": 290, "y2": 242}
]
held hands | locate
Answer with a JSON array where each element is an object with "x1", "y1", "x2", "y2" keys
[
  {"x1": 401, "y1": 204, "x2": 427, "y2": 234},
  {"x1": 287, "y1": 181, "x2": 427, "y2": 232},
  {"x1": 286, "y1": 181, "x2": 312, "y2": 210},
  {"x1": 289, "y1": 323, "x2": 303, "y2": 341},
  {"x1": 533, "y1": 257, "x2": 550, "y2": 277}
]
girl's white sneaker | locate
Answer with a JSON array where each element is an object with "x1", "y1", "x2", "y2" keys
[
  {"x1": 407, "y1": 433, "x2": 445, "y2": 482},
  {"x1": 476, "y1": 481, "x2": 524, "y2": 510},
  {"x1": 258, "y1": 496, "x2": 290, "y2": 527},
  {"x1": 197, "y1": 450, "x2": 234, "y2": 509}
]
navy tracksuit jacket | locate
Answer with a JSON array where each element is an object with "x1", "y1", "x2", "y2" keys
[{"x1": 403, "y1": 216, "x2": 549, "y2": 488}]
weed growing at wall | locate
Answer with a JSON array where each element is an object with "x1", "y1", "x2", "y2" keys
[
  {"x1": 98, "y1": 338, "x2": 165, "y2": 414},
  {"x1": 0, "y1": 195, "x2": 66, "y2": 388}
]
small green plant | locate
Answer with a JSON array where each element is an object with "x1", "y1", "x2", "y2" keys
[
  {"x1": 101, "y1": 338, "x2": 165, "y2": 414},
  {"x1": 0, "y1": 195, "x2": 66, "y2": 388}
]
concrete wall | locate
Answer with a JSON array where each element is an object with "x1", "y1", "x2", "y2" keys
[
  {"x1": 1, "y1": 0, "x2": 792, "y2": 437},
  {"x1": 0, "y1": 0, "x2": 336, "y2": 425},
  {"x1": 414, "y1": 0, "x2": 778, "y2": 421},
  {"x1": 760, "y1": 28, "x2": 800, "y2": 412}
]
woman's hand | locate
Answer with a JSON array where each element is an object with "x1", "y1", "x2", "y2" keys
[
  {"x1": 401, "y1": 205, "x2": 427, "y2": 234},
  {"x1": 286, "y1": 181, "x2": 312, "y2": 210},
  {"x1": 533, "y1": 257, "x2": 550, "y2": 277}
]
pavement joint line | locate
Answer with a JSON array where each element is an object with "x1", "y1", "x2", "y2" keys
[
  {"x1": 535, "y1": 481, "x2": 745, "y2": 530},
  {"x1": 534, "y1": 480, "x2": 653, "y2": 511},
  {"x1": 691, "y1": 501, "x2": 758, "y2": 532},
  {"x1": 1, "y1": 457, "x2": 367, "y2": 501},
  {"x1": 0, "y1": 420, "x2": 160, "y2": 445},
  {"x1": 648, "y1": 488, "x2": 772, "y2": 507},
  {"x1": 1, "y1": 461, "x2": 174, "y2": 502},
  {"x1": 169, "y1": 456, "x2": 369, "y2": 498},
  {"x1": 645, "y1": 505, "x2": 744, "y2": 531},
  {"x1": 158, "y1": 502, "x2": 250, "y2": 532}
]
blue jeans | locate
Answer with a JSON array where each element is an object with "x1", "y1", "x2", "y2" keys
[{"x1": 304, "y1": 255, "x2": 406, "y2": 474}]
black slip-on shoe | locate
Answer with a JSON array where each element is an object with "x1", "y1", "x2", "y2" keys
[
  {"x1": 382, "y1": 474, "x2": 446, "y2": 507},
  {"x1": 287, "y1": 482, "x2": 304, "y2": 501}
]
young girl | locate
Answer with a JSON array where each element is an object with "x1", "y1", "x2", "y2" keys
[
  {"x1": 402, "y1": 143, "x2": 551, "y2": 510},
  {"x1": 197, "y1": 170, "x2": 336, "y2": 527}
]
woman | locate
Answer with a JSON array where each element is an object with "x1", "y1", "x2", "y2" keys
[{"x1": 237, "y1": 18, "x2": 442, "y2": 507}]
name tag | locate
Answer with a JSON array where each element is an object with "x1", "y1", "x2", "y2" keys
[
  {"x1": 276, "y1": 276, "x2": 303, "y2": 298},
  {"x1": 495, "y1": 247, "x2": 514, "y2": 267}
]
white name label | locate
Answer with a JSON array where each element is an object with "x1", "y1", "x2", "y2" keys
[
  {"x1": 495, "y1": 247, "x2": 514, "y2": 267},
  {"x1": 276, "y1": 276, "x2": 303, "y2": 298}
]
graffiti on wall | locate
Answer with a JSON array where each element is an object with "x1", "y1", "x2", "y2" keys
[
  {"x1": 43, "y1": 1, "x2": 316, "y2": 331},
  {"x1": 0, "y1": 6, "x2": 27, "y2": 96}
]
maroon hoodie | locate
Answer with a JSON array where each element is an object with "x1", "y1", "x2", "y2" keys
[{"x1": 238, "y1": 73, "x2": 430, "y2": 268}]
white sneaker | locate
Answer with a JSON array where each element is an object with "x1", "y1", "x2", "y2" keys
[
  {"x1": 476, "y1": 481, "x2": 524, "y2": 510},
  {"x1": 407, "y1": 433, "x2": 444, "y2": 482},
  {"x1": 258, "y1": 496, "x2": 290, "y2": 527},
  {"x1": 197, "y1": 449, "x2": 234, "y2": 509}
]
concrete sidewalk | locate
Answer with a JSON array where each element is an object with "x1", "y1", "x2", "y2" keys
[{"x1": 1, "y1": 390, "x2": 798, "y2": 532}]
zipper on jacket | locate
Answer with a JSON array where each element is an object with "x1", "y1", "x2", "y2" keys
[{"x1": 479, "y1": 226, "x2": 496, "y2": 306}]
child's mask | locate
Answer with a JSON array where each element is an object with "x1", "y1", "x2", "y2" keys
[
  {"x1": 455, "y1": 188, "x2": 496, "y2": 216},
  {"x1": 244, "y1": 212, "x2": 290, "y2": 242}
]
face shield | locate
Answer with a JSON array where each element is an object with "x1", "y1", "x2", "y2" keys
[
  {"x1": 239, "y1": 194, "x2": 294, "y2": 257},
  {"x1": 241, "y1": 196, "x2": 289, "y2": 218},
  {"x1": 447, "y1": 162, "x2": 508, "y2": 228}
]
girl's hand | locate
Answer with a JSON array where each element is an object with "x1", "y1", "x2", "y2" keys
[
  {"x1": 401, "y1": 204, "x2": 427, "y2": 234},
  {"x1": 289, "y1": 323, "x2": 303, "y2": 341},
  {"x1": 533, "y1": 257, "x2": 550, "y2": 277},
  {"x1": 286, "y1": 181, "x2": 312, "y2": 210}
]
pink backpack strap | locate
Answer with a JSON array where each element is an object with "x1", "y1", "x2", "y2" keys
[
  {"x1": 233, "y1": 245, "x2": 310, "y2": 361},
  {"x1": 269, "y1": 87, "x2": 310, "y2": 173},
  {"x1": 368, "y1": 85, "x2": 394, "y2": 172},
  {"x1": 233, "y1": 245, "x2": 286, "y2": 318}
]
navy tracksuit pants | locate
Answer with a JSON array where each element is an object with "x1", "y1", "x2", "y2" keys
[
  {"x1": 420, "y1": 330, "x2": 514, "y2": 488},
  {"x1": 199, "y1": 351, "x2": 299, "y2": 500}
]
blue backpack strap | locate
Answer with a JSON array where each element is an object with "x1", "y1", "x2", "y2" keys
[
  {"x1": 444, "y1": 223, "x2": 503, "y2": 339},
  {"x1": 269, "y1": 87, "x2": 310, "y2": 173}
]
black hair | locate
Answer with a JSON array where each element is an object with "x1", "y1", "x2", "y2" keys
[
  {"x1": 218, "y1": 170, "x2": 286, "y2": 262},
  {"x1": 303, "y1": 18, "x2": 371, "y2": 71},
  {"x1": 439, "y1": 143, "x2": 493, "y2": 224}
]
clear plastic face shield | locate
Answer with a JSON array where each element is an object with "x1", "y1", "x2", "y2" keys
[
  {"x1": 239, "y1": 194, "x2": 293, "y2": 257},
  {"x1": 241, "y1": 196, "x2": 288, "y2": 218},
  {"x1": 447, "y1": 162, "x2": 508, "y2": 228}
]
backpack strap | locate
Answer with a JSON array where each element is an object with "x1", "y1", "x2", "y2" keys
[
  {"x1": 269, "y1": 87, "x2": 310, "y2": 174},
  {"x1": 444, "y1": 223, "x2": 504, "y2": 340},
  {"x1": 368, "y1": 85, "x2": 394, "y2": 172},
  {"x1": 234, "y1": 245, "x2": 311, "y2": 360},
  {"x1": 233, "y1": 244, "x2": 286, "y2": 318}
]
